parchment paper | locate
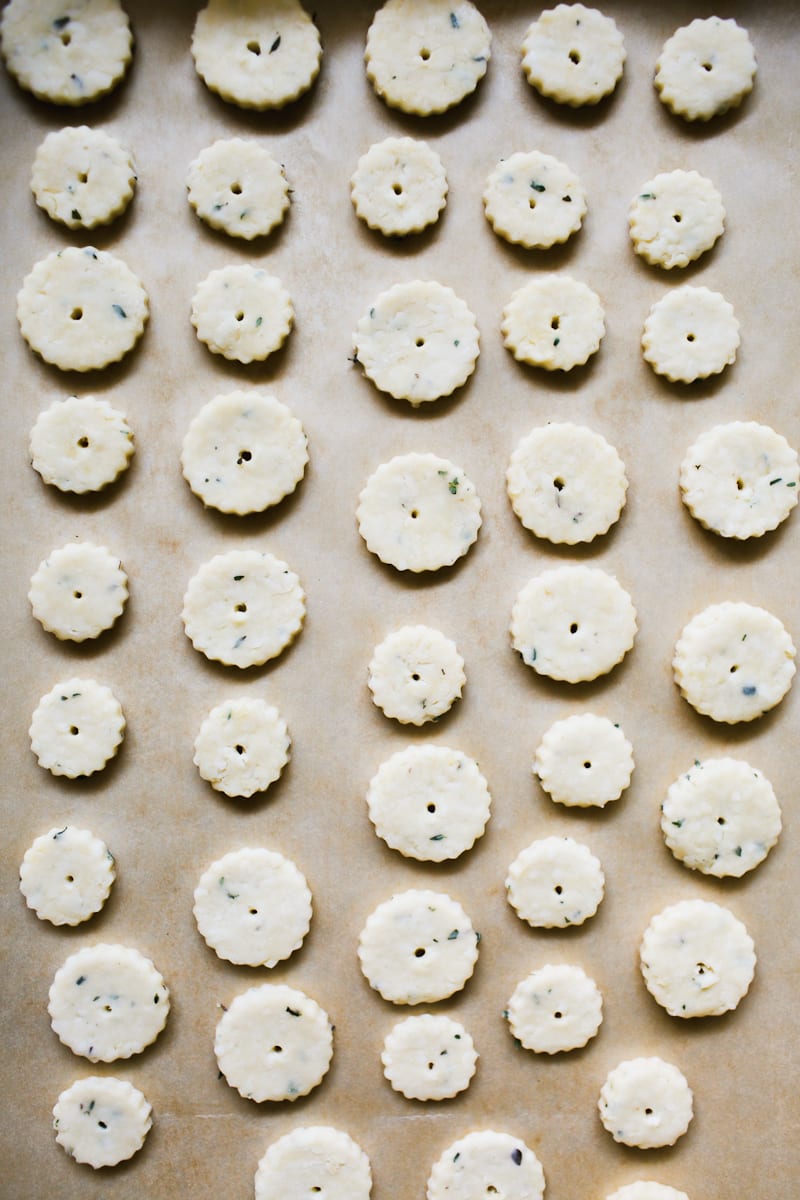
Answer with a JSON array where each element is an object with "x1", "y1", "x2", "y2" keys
[{"x1": 1, "y1": 3, "x2": 798, "y2": 1197}]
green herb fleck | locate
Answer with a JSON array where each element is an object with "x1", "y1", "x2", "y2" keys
[
  {"x1": 76, "y1": 976, "x2": 86, "y2": 985},
  {"x1": 71, "y1": 208, "x2": 81, "y2": 221},
  {"x1": 769, "y1": 477, "x2": 782, "y2": 485},
  {"x1": 286, "y1": 1006, "x2": 301, "y2": 1017},
  {"x1": 735, "y1": 846, "x2": 743, "y2": 857},
  {"x1": 639, "y1": 192, "x2": 655, "y2": 200},
  {"x1": 453, "y1": 338, "x2": 460, "y2": 347},
  {"x1": 672, "y1": 819, "x2": 683, "y2": 828},
  {"x1": 53, "y1": 16, "x2": 70, "y2": 30},
  {"x1": 450, "y1": 11, "x2": 460, "y2": 27},
  {"x1": 788, "y1": 481, "x2": 797, "y2": 487},
  {"x1": 255, "y1": 315, "x2": 263, "y2": 327},
  {"x1": 270, "y1": 34, "x2": 281, "y2": 52},
  {"x1": 233, "y1": 574, "x2": 244, "y2": 581},
  {"x1": 447, "y1": 929, "x2": 459, "y2": 940},
  {"x1": 112, "y1": 303, "x2": 127, "y2": 319},
  {"x1": 511, "y1": 1148, "x2": 523, "y2": 1165},
  {"x1": 553, "y1": 336, "x2": 560, "y2": 346},
  {"x1": 530, "y1": 181, "x2": 545, "y2": 193},
  {"x1": 448, "y1": 478, "x2": 459, "y2": 494},
  {"x1": 430, "y1": 833, "x2": 445, "y2": 841},
  {"x1": 742, "y1": 685, "x2": 757, "y2": 696}
]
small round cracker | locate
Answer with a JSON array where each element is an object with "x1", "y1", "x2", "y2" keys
[
  {"x1": 182, "y1": 550, "x2": 305, "y2": 669},
  {"x1": 534, "y1": 713, "x2": 634, "y2": 808},
  {"x1": 29, "y1": 541, "x2": 128, "y2": 642},
  {"x1": 354, "y1": 280, "x2": 479, "y2": 405},
  {"x1": 629, "y1": 170, "x2": 725, "y2": 269},
  {"x1": 506, "y1": 836, "x2": 604, "y2": 928},
  {"x1": 53, "y1": 1076, "x2": 151, "y2": 1169},
  {"x1": 511, "y1": 565, "x2": 637, "y2": 683},
  {"x1": 351, "y1": 136, "x2": 447, "y2": 237},
  {"x1": 365, "y1": 0, "x2": 491, "y2": 117},
  {"x1": 484, "y1": 150, "x2": 587, "y2": 249},
  {"x1": 192, "y1": 0, "x2": 322, "y2": 110},
  {"x1": 357, "y1": 452, "x2": 481, "y2": 572},
  {"x1": 181, "y1": 390, "x2": 308, "y2": 515},
  {"x1": 17, "y1": 246, "x2": 149, "y2": 372},
  {"x1": 598, "y1": 1057, "x2": 693, "y2": 1149},
  {"x1": 193, "y1": 698, "x2": 291, "y2": 798},
  {"x1": 30, "y1": 677, "x2": 125, "y2": 777},
  {"x1": 31, "y1": 126, "x2": 136, "y2": 229},
  {"x1": 20, "y1": 825, "x2": 115, "y2": 926},
  {"x1": 381, "y1": 1014, "x2": 477, "y2": 1100},
  {"x1": 368, "y1": 624, "x2": 465, "y2": 725},
  {"x1": 655, "y1": 17, "x2": 757, "y2": 122},
  {"x1": 641, "y1": 285, "x2": 739, "y2": 383},
  {"x1": 506, "y1": 962, "x2": 602, "y2": 1053},
  {"x1": 427, "y1": 1131, "x2": 545, "y2": 1200},
  {"x1": 191, "y1": 265, "x2": 293, "y2": 364},
  {"x1": 29, "y1": 395, "x2": 134, "y2": 494},
  {"x1": 673, "y1": 601, "x2": 796, "y2": 723},
  {"x1": 187, "y1": 139, "x2": 289, "y2": 240},
  {"x1": 607, "y1": 1186, "x2": 690, "y2": 1200},
  {"x1": 255, "y1": 1127, "x2": 372, "y2": 1200},
  {"x1": 521, "y1": 4, "x2": 625, "y2": 107},
  {"x1": 502, "y1": 274, "x2": 605, "y2": 371}
]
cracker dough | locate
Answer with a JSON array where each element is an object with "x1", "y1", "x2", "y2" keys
[
  {"x1": 31, "y1": 125, "x2": 136, "y2": 229},
  {"x1": 427, "y1": 1131, "x2": 545, "y2": 1200},
  {"x1": 180, "y1": 390, "x2": 308, "y2": 515},
  {"x1": 182, "y1": 550, "x2": 305, "y2": 669},
  {"x1": 366, "y1": 744, "x2": 491, "y2": 861},
  {"x1": 655, "y1": 17, "x2": 757, "y2": 122},
  {"x1": 483, "y1": 151, "x2": 587, "y2": 249},
  {"x1": 506, "y1": 422, "x2": 627, "y2": 543},
  {"x1": 639, "y1": 898, "x2": 756, "y2": 1018},
  {"x1": 1, "y1": 0, "x2": 133, "y2": 105},
  {"x1": 29, "y1": 394, "x2": 135, "y2": 494},
  {"x1": 679, "y1": 422, "x2": 799, "y2": 539},
  {"x1": 506, "y1": 962, "x2": 603, "y2": 1053},
  {"x1": 521, "y1": 4, "x2": 625, "y2": 107},
  {"x1": 17, "y1": 246, "x2": 149, "y2": 372},
  {"x1": 357, "y1": 452, "x2": 481, "y2": 572},
  {"x1": 193, "y1": 847, "x2": 311, "y2": 967},
  {"x1": 19, "y1": 825, "x2": 115, "y2": 926},
  {"x1": 368, "y1": 624, "x2": 465, "y2": 724},
  {"x1": 187, "y1": 139, "x2": 289, "y2": 240},
  {"x1": 381, "y1": 1014, "x2": 477, "y2": 1100},
  {"x1": 191, "y1": 265, "x2": 293, "y2": 363},
  {"x1": 192, "y1": 0, "x2": 322, "y2": 110},
  {"x1": 673, "y1": 601, "x2": 796, "y2": 723},
  {"x1": 506, "y1": 836, "x2": 604, "y2": 928},
  {"x1": 354, "y1": 280, "x2": 480, "y2": 404},
  {"x1": 511, "y1": 565, "x2": 637, "y2": 683},
  {"x1": 351, "y1": 137, "x2": 448, "y2": 237},
  {"x1": 534, "y1": 713, "x2": 634, "y2": 808},
  {"x1": 29, "y1": 677, "x2": 125, "y2": 777},
  {"x1": 661, "y1": 756, "x2": 781, "y2": 878},
  {"x1": 502, "y1": 274, "x2": 605, "y2": 371},
  {"x1": 641, "y1": 285, "x2": 739, "y2": 383},
  {"x1": 598, "y1": 1057, "x2": 693, "y2": 1149},
  {"x1": 214, "y1": 983, "x2": 333, "y2": 1102},
  {"x1": 365, "y1": 0, "x2": 491, "y2": 116},
  {"x1": 29, "y1": 541, "x2": 128, "y2": 641},
  {"x1": 255, "y1": 1127, "x2": 372, "y2": 1200},
  {"x1": 48, "y1": 943, "x2": 170, "y2": 1061},
  {"x1": 607, "y1": 1186, "x2": 690, "y2": 1200},
  {"x1": 53, "y1": 1076, "x2": 151, "y2": 1169},
  {"x1": 629, "y1": 170, "x2": 725, "y2": 269},
  {"x1": 193, "y1": 698, "x2": 291, "y2": 798},
  {"x1": 358, "y1": 888, "x2": 479, "y2": 1004}
]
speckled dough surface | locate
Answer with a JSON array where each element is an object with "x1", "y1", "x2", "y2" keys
[
  {"x1": 629, "y1": 170, "x2": 725, "y2": 269},
  {"x1": 31, "y1": 125, "x2": 136, "y2": 229},
  {"x1": 29, "y1": 395, "x2": 134, "y2": 493},
  {"x1": 351, "y1": 137, "x2": 448, "y2": 237},
  {"x1": 53, "y1": 1076, "x2": 151, "y2": 1169},
  {"x1": 193, "y1": 697, "x2": 291, "y2": 797},
  {"x1": 19, "y1": 825, "x2": 115, "y2": 926},
  {"x1": 255, "y1": 1127, "x2": 372, "y2": 1200},
  {"x1": 506, "y1": 962, "x2": 603, "y2": 1053},
  {"x1": 186, "y1": 139, "x2": 290, "y2": 239},
  {"x1": 483, "y1": 150, "x2": 587, "y2": 249},
  {"x1": 502, "y1": 274, "x2": 605, "y2": 371},
  {"x1": 190, "y1": 265, "x2": 293, "y2": 363},
  {"x1": 654, "y1": 17, "x2": 757, "y2": 121},
  {"x1": 29, "y1": 676, "x2": 125, "y2": 777},
  {"x1": 506, "y1": 835, "x2": 604, "y2": 928},
  {"x1": 427, "y1": 1130, "x2": 545, "y2": 1200},
  {"x1": 381, "y1": 1014, "x2": 477, "y2": 1100},
  {"x1": 521, "y1": 3, "x2": 625, "y2": 106},
  {"x1": 598, "y1": 1057, "x2": 694, "y2": 1149},
  {"x1": 368, "y1": 624, "x2": 465, "y2": 724},
  {"x1": 29, "y1": 541, "x2": 128, "y2": 641},
  {"x1": 534, "y1": 713, "x2": 634, "y2": 808}
]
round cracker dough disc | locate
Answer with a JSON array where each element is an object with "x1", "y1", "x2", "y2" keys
[
  {"x1": 31, "y1": 125, "x2": 136, "y2": 229},
  {"x1": 255, "y1": 1127, "x2": 372, "y2": 1200},
  {"x1": 521, "y1": 3, "x2": 625, "y2": 107},
  {"x1": 191, "y1": 265, "x2": 293, "y2": 364},
  {"x1": 506, "y1": 962, "x2": 603, "y2": 1053},
  {"x1": 534, "y1": 713, "x2": 634, "y2": 808},
  {"x1": 187, "y1": 139, "x2": 290, "y2": 240},
  {"x1": 654, "y1": 17, "x2": 757, "y2": 122},
  {"x1": 381, "y1": 1014, "x2": 477, "y2": 1100},
  {"x1": 368, "y1": 624, "x2": 465, "y2": 724},
  {"x1": 598, "y1": 1057, "x2": 693, "y2": 1149},
  {"x1": 193, "y1": 697, "x2": 291, "y2": 797},
  {"x1": 29, "y1": 677, "x2": 125, "y2": 778},
  {"x1": 506, "y1": 836, "x2": 604, "y2": 928},
  {"x1": 641, "y1": 285, "x2": 739, "y2": 383},
  {"x1": 29, "y1": 395, "x2": 135, "y2": 494},
  {"x1": 427, "y1": 1131, "x2": 545, "y2": 1200},
  {"x1": 29, "y1": 541, "x2": 128, "y2": 642},
  {"x1": 53, "y1": 1076, "x2": 151, "y2": 1169},
  {"x1": 20, "y1": 825, "x2": 115, "y2": 926},
  {"x1": 629, "y1": 170, "x2": 725, "y2": 269},
  {"x1": 351, "y1": 136, "x2": 448, "y2": 237},
  {"x1": 502, "y1": 274, "x2": 605, "y2": 371},
  {"x1": 483, "y1": 150, "x2": 587, "y2": 249},
  {"x1": 606, "y1": 1185, "x2": 690, "y2": 1200}
]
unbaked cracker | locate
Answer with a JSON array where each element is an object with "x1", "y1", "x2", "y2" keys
[
  {"x1": 358, "y1": 888, "x2": 479, "y2": 1005},
  {"x1": 365, "y1": 0, "x2": 491, "y2": 117},
  {"x1": 381, "y1": 1014, "x2": 477, "y2": 1100},
  {"x1": 191, "y1": 265, "x2": 293, "y2": 364},
  {"x1": 483, "y1": 150, "x2": 587, "y2": 249},
  {"x1": 673, "y1": 601, "x2": 796, "y2": 723},
  {"x1": 607, "y1": 1186, "x2": 690, "y2": 1200},
  {"x1": 1, "y1": 0, "x2": 133, "y2": 106},
  {"x1": 192, "y1": 0, "x2": 322, "y2": 110},
  {"x1": 506, "y1": 422, "x2": 627, "y2": 544},
  {"x1": 29, "y1": 677, "x2": 125, "y2": 777},
  {"x1": 214, "y1": 983, "x2": 333, "y2": 1102},
  {"x1": 17, "y1": 246, "x2": 149, "y2": 372},
  {"x1": 534, "y1": 713, "x2": 634, "y2": 808},
  {"x1": 182, "y1": 550, "x2": 305, "y2": 669},
  {"x1": 31, "y1": 125, "x2": 136, "y2": 229},
  {"x1": 20, "y1": 825, "x2": 115, "y2": 926},
  {"x1": 511, "y1": 565, "x2": 637, "y2": 683},
  {"x1": 351, "y1": 136, "x2": 448, "y2": 237},
  {"x1": 29, "y1": 395, "x2": 134, "y2": 494},
  {"x1": 598, "y1": 1057, "x2": 693, "y2": 1149},
  {"x1": 629, "y1": 170, "x2": 725, "y2": 269},
  {"x1": 187, "y1": 139, "x2": 289, "y2": 240},
  {"x1": 354, "y1": 280, "x2": 480, "y2": 405},
  {"x1": 53, "y1": 1076, "x2": 151, "y2": 1169},
  {"x1": 357, "y1": 452, "x2": 481, "y2": 572},
  {"x1": 679, "y1": 421, "x2": 799, "y2": 539},
  {"x1": 506, "y1": 835, "x2": 604, "y2": 928},
  {"x1": 427, "y1": 1131, "x2": 545, "y2": 1200},
  {"x1": 368, "y1": 624, "x2": 465, "y2": 724},
  {"x1": 502, "y1": 274, "x2": 605, "y2": 371},
  {"x1": 181, "y1": 390, "x2": 308, "y2": 515},
  {"x1": 366, "y1": 744, "x2": 491, "y2": 861},
  {"x1": 29, "y1": 541, "x2": 128, "y2": 641},
  {"x1": 521, "y1": 4, "x2": 625, "y2": 107},
  {"x1": 655, "y1": 17, "x2": 757, "y2": 122},
  {"x1": 639, "y1": 898, "x2": 756, "y2": 1018},
  {"x1": 506, "y1": 962, "x2": 602, "y2": 1053},
  {"x1": 641, "y1": 285, "x2": 739, "y2": 383},
  {"x1": 255, "y1": 1127, "x2": 372, "y2": 1200},
  {"x1": 48, "y1": 943, "x2": 169, "y2": 1061},
  {"x1": 661, "y1": 756, "x2": 781, "y2": 879},
  {"x1": 193, "y1": 697, "x2": 291, "y2": 798}
]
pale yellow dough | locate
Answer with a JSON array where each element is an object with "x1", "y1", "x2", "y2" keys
[
  {"x1": 29, "y1": 395, "x2": 134, "y2": 494},
  {"x1": 483, "y1": 150, "x2": 587, "y2": 249},
  {"x1": 255, "y1": 1128, "x2": 372, "y2": 1200},
  {"x1": 655, "y1": 17, "x2": 756, "y2": 122},
  {"x1": 31, "y1": 125, "x2": 136, "y2": 229},
  {"x1": 193, "y1": 697, "x2": 291, "y2": 798},
  {"x1": 351, "y1": 137, "x2": 448, "y2": 237},
  {"x1": 381, "y1": 1014, "x2": 477, "y2": 1100},
  {"x1": 187, "y1": 139, "x2": 289, "y2": 240},
  {"x1": 29, "y1": 541, "x2": 128, "y2": 641},
  {"x1": 502, "y1": 274, "x2": 605, "y2": 371},
  {"x1": 642, "y1": 285, "x2": 739, "y2": 383},
  {"x1": 427, "y1": 1131, "x2": 545, "y2": 1200},
  {"x1": 534, "y1": 712, "x2": 634, "y2": 808},
  {"x1": 29, "y1": 677, "x2": 125, "y2": 777},
  {"x1": 53, "y1": 1076, "x2": 151, "y2": 1169},
  {"x1": 191, "y1": 265, "x2": 293, "y2": 364},
  {"x1": 521, "y1": 4, "x2": 625, "y2": 107},
  {"x1": 506, "y1": 962, "x2": 602, "y2": 1053},
  {"x1": 598, "y1": 1057, "x2": 693, "y2": 1149},
  {"x1": 629, "y1": 170, "x2": 725, "y2": 269},
  {"x1": 20, "y1": 825, "x2": 115, "y2": 926}
]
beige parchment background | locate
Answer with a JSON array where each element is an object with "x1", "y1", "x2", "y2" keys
[{"x1": 0, "y1": 2, "x2": 798, "y2": 1198}]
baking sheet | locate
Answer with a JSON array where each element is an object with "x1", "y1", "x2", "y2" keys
[{"x1": 1, "y1": 2, "x2": 798, "y2": 1197}]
